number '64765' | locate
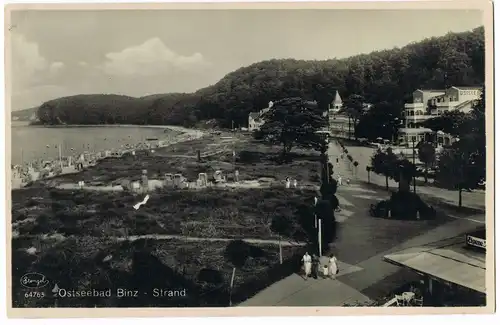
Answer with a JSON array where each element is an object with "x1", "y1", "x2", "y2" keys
[{"x1": 24, "y1": 291, "x2": 45, "y2": 299}]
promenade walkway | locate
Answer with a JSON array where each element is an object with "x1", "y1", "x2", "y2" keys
[
  {"x1": 239, "y1": 143, "x2": 485, "y2": 307},
  {"x1": 337, "y1": 141, "x2": 485, "y2": 211}
]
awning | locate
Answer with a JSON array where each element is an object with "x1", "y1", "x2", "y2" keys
[{"x1": 384, "y1": 244, "x2": 486, "y2": 294}]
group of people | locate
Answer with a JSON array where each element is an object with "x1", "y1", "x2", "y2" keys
[{"x1": 301, "y1": 252, "x2": 339, "y2": 280}]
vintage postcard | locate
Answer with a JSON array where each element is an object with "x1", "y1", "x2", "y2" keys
[{"x1": 4, "y1": 0, "x2": 495, "y2": 318}]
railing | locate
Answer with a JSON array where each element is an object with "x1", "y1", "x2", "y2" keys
[{"x1": 404, "y1": 103, "x2": 425, "y2": 109}]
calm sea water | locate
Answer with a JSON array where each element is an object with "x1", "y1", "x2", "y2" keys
[{"x1": 10, "y1": 123, "x2": 173, "y2": 165}]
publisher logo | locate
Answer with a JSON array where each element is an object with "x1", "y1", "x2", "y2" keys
[{"x1": 20, "y1": 273, "x2": 49, "y2": 289}]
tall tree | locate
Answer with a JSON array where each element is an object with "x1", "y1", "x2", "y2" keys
[
  {"x1": 417, "y1": 142, "x2": 436, "y2": 183},
  {"x1": 419, "y1": 110, "x2": 470, "y2": 137},
  {"x1": 224, "y1": 240, "x2": 251, "y2": 306},
  {"x1": 342, "y1": 94, "x2": 365, "y2": 140},
  {"x1": 371, "y1": 148, "x2": 399, "y2": 190},
  {"x1": 435, "y1": 144, "x2": 483, "y2": 207},
  {"x1": 355, "y1": 101, "x2": 401, "y2": 141},
  {"x1": 258, "y1": 97, "x2": 328, "y2": 160}
]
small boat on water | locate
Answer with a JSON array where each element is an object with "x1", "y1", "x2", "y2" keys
[{"x1": 146, "y1": 137, "x2": 159, "y2": 141}]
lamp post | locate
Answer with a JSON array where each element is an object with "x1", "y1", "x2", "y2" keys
[
  {"x1": 412, "y1": 138, "x2": 416, "y2": 194},
  {"x1": 393, "y1": 117, "x2": 400, "y2": 144}
]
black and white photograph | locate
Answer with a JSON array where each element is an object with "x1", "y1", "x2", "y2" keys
[{"x1": 4, "y1": 1, "x2": 494, "y2": 315}]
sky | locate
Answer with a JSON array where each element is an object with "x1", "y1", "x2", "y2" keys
[{"x1": 8, "y1": 9, "x2": 483, "y2": 111}]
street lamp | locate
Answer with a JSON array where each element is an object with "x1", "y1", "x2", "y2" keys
[
  {"x1": 412, "y1": 138, "x2": 416, "y2": 194},
  {"x1": 393, "y1": 118, "x2": 400, "y2": 144}
]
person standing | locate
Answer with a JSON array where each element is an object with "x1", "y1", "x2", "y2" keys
[
  {"x1": 329, "y1": 254, "x2": 339, "y2": 279},
  {"x1": 311, "y1": 254, "x2": 319, "y2": 279},
  {"x1": 301, "y1": 252, "x2": 312, "y2": 279},
  {"x1": 77, "y1": 153, "x2": 85, "y2": 170},
  {"x1": 337, "y1": 175, "x2": 343, "y2": 186}
]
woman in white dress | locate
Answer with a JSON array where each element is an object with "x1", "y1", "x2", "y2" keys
[
  {"x1": 301, "y1": 252, "x2": 312, "y2": 279},
  {"x1": 329, "y1": 254, "x2": 338, "y2": 279}
]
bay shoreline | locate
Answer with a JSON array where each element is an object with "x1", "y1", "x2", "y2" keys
[{"x1": 10, "y1": 125, "x2": 206, "y2": 190}]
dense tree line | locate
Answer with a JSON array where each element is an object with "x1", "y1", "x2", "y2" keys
[{"x1": 32, "y1": 27, "x2": 484, "y2": 128}]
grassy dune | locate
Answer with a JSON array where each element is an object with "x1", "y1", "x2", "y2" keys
[{"x1": 11, "y1": 132, "x2": 320, "y2": 307}]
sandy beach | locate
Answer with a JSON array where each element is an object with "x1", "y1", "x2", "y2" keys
[{"x1": 10, "y1": 125, "x2": 206, "y2": 190}]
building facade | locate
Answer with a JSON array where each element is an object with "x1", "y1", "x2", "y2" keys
[
  {"x1": 329, "y1": 115, "x2": 354, "y2": 139},
  {"x1": 399, "y1": 86, "x2": 481, "y2": 145},
  {"x1": 248, "y1": 101, "x2": 273, "y2": 131},
  {"x1": 328, "y1": 91, "x2": 351, "y2": 138},
  {"x1": 327, "y1": 90, "x2": 372, "y2": 139}
]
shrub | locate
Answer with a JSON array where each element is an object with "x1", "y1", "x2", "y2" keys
[
  {"x1": 237, "y1": 150, "x2": 264, "y2": 164},
  {"x1": 388, "y1": 192, "x2": 435, "y2": 220},
  {"x1": 197, "y1": 268, "x2": 224, "y2": 285}
]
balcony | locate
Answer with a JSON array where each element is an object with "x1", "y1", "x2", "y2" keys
[
  {"x1": 405, "y1": 114, "x2": 435, "y2": 121},
  {"x1": 404, "y1": 103, "x2": 425, "y2": 109}
]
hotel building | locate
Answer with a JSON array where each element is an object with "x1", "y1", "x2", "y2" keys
[{"x1": 399, "y1": 86, "x2": 482, "y2": 146}]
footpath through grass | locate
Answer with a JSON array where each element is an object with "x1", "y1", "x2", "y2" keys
[{"x1": 11, "y1": 131, "x2": 321, "y2": 307}]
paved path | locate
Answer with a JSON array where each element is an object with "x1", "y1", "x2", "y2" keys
[
  {"x1": 117, "y1": 234, "x2": 306, "y2": 247},
  {"x1": 335, "y1": 140, "x2": 485, "y2": 211},
  {"x1": 239, "y1": 143, "x2": 485, "y2": 306}
]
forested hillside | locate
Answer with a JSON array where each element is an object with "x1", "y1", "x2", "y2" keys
[
  {"x1": 34, "y1": 26, "x2": 484, "y2": 128},
  {"x1": 11, "y1": 106, "x2": 38, "y2": 121}
]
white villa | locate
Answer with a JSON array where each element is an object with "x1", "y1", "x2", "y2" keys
[
  {"x1": 248, "y1": 101, "x2": 274, "y2": 131},
  {"x1": 328, "y1": 90, "x2": 373, "y2": 139},
  {"x1": 399, "y1": 86, "x2": 482, "y2": 146}
]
